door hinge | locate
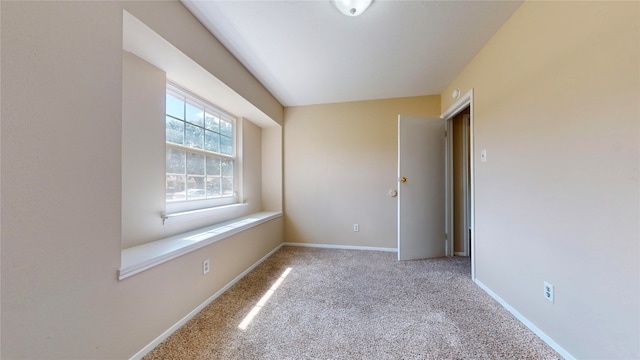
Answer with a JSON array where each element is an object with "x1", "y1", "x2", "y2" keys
[
  {"x1": 445, "y1": 233, "x2": 448, "y2": 240},
  {"x1": 445, "y1": 130, "x2": 448, "y2": 137}
]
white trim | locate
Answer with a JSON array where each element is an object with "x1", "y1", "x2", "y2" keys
[
  {"x1": 475, "y1": 279, "x2": 575, "y2": 360},
  {"x1": 461, "y1": 114, "x2": 470, "y2": 257},
  {"x1": 441, "y1": 89, "x2": 473, "y2": 119},
  {"x1": 119, "y1": 211, "x2": 282, "y2": 280},
  {"x1": 283, "y1": 242, "x2": 397, "y2": 253},
  {"x1": 129, "y1": 243, "x2": 285, "y2": 360},
  {"x1": 468, "y1": 94, "x2": 475, "y2": 279},
  {"x1": 468, "y1": 93, "x2": 475, "y2": 279},
  {"x1": 397, "y1": 116, "x2": 402, "y2": 260},
  {"x1": 235, "y1": 117, "x2": 244, "y2": 204},
  {"x1": 165, "y1": 142, "x2": 235, "y2": 161},
  {"x1": 445, "y1": 117, "x2": 454, "y2": 257},
  {"x1": 441, "y1": 88, "x2": 475, "y2": 281}
]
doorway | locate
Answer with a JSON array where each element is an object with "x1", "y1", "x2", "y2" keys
[
  {"x1": 396, "y1": 90, "x2": 475, "y2": 280},
  {"x1": 443, "y1": 90, "x2": 475, "y2": 279},
  {"x1": 451, "y1": 108, "x2": 471, "y2": 256}
]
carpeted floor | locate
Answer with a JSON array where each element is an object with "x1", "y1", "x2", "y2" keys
[{"x1": 144, "y1": 246, "x2": 561, "y2": 359}]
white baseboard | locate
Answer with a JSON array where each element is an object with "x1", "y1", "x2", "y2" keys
[
  {"x1": 282, "y1": 242, "x2": 397, "y2": 253},
  {"x1": 474, "y1": 279, "x2": 574, "y2": 360},
  {"x1": 129, "y1": 243, "x2": 284, "y2": 360}
]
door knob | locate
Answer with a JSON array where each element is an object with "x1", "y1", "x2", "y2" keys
[{"x1": 400, "y1": 177, "x2": 407, "y2": 183}]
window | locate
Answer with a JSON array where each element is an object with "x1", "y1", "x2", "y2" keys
[{"x1": 165, "y1": 82, "x2": 237, "y2": 213}]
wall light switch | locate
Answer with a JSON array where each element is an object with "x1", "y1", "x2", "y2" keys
[{"x1": 480, "y1": 149, "x2": 487, "y2": 162}]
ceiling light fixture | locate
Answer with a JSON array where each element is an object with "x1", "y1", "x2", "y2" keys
[{"x1": 332, "y1": 0, "x2": 372, "y2": 17}]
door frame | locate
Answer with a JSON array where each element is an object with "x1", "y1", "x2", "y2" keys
[
  {"x1": 454, "y1": 113, "x2": 471, "y2": 258},
  {"x1": 442, "y1": 89, "x2": 475, "y2": 280}
]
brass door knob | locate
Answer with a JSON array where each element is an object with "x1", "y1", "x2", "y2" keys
[{"x1": 400, "y1": 177, "x2": 407, "y2": 183}]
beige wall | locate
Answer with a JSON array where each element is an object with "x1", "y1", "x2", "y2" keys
[
  {"x1": 122, "y1": 51, "x2": 165, "y2": 248},
  {"x1": 284, "y1": 96, "x2": 440, "y2": 248},
  {"x1": 1, "y1": 1, "x2": 283, "y2": 358},
  {"x1": 262, "y1": 126, "x2": 284, "y2": 212},
  {"x1": 442, "y1": 2, "x2": 639, "y2": 358}
]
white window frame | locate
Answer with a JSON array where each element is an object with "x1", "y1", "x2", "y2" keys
[{"x1": 165, "y1": 81, "x2": 241, "y2": 216}]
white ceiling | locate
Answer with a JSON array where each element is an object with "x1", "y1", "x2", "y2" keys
[{"x1": 182, "y1": 0, "x2": 522, "y2": 107}]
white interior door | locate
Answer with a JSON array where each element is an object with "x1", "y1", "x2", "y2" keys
[{"x1": 398, "y1": 115, "x2": 446, "y2": 261}]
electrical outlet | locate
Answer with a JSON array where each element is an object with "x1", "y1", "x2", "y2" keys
[
  {"x1": 203, "y1": 259, "x2": 210, "y2": 275},
  {"x1": 544, "y1": 281, "x2": 554, "y2": 303},
  {"x1": 353, "y1": 224, "x2": 359, "y2": 232}
]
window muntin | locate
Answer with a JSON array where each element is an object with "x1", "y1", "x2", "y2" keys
[{"x1": 165, "y1": 83, "x2": 236, "y2": 209}]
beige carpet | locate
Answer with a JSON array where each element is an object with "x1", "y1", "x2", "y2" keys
[{"x1": 144, "y1": 246, "x2": 561, "y2": 359}]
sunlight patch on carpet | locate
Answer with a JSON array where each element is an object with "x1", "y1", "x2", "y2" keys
[{"x1": 238, "y1": 267, "x2": 292, "y2": 330}]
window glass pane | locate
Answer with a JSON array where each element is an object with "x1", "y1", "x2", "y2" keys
[
  {"x1": 206, "y1": 156, "x2": 221, "y2": 176},
  {"x1": 166, "y1": 149, "x2": 185, "y2": 174},
  {"x1": 222, "y1": 177, "x2": 233, "y2": 197},
  {"x1": 221, "y1": 159, "x2": 234, "y2": 177},
  {"x1": 166, "y1": 93, "x2": 184, "y2": 120},
  {"x1": 166, "y1": 117, "x2": 184, "y2": 145},
  {"x1": 185, "y1": 124, "x2": 204, "y2": 149},
  {"x1": 186, "y1": 153, "x2": 205, "y2": 175},
  {"x1": 205, "y1": 112, "x2": 219, "y2": 132},
  {"x1": 166, "y1": 84, "x2": 236, "y2": 207},
  {"x1": 206, "y1": 177, "x2": 221, "y2": 198},
  {"x1": 220, "y1": 135, "x2": 233, "y2": 156},
  {"x1": 205, "y1": 131, "x2": 220, "y2": 153},
  {"x1": 186, "y1": 177, "x2": 205, "y2": 200},
  {"x1": 166, "y1": 175, "x2": 186, "y2": 201},
  {"x1": 185, "y1": 101, "x2": 204, "y2": 127},
  {"x1": 220, "y1": 119, "x2": 233, "y2": 137}
]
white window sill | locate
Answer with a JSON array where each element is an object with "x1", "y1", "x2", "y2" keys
[
  {"x1": 162, "y1": 202, "x2": 247, "y2": 225},
  {"x1": 119, "y1": 211, "x2": 282, "y2": 280}
]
